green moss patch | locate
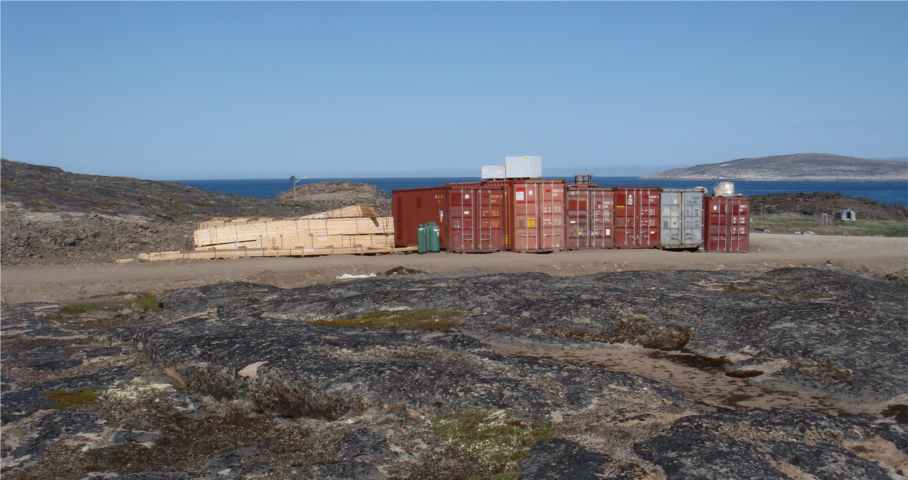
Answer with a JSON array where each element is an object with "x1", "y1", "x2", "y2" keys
[
  {"x1": 304, "y1": 309, "x2": 463, "y2": 330},
  {"x1": 432, "y1": 408, "x2": 557, "y2": 475},
  {"x1": 42, "y1": 389, "x2": 99, "y2": 409},
  {"x1": 58, "y1": 295, "x2": 161, "y2": 315}
]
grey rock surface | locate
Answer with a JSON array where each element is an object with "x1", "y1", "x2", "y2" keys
[{"x1": 2, "y1": 268, "x2": 906, "y2": 479}]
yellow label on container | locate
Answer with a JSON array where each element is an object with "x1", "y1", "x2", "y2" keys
[{"x1": 527, "y1": 218, "x2": 536, "y2": 228}]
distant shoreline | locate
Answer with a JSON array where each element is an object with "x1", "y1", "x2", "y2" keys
[{"x1": 639, "y1": 177, "x2": 907, "y2": 182}]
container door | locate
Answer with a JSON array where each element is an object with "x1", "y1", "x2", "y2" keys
[
  {"x1": 592, "y1": 190, "x2": 614, "y2": 249},
  {"x1": 511, "y1": 181, "x2": 564, "y2": 252},
  {"x1": 661, "y1": 191, "x2": 681, "y2": 247},
  {"x1": 447, "y1": 186, "x2": 473, "y2": 252},
  {"x1": 512, "y1": 185, "x2": 537, "y2": 251},
  {"x1": 566, "y1": 188, "x2": 590, "y2": 249},
  {"x1": 538, "y1": 181, "x2": 565, "y2": 250}
]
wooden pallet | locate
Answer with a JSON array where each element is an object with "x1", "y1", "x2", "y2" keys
[{"x1": 124, "y1": 245, "x2": 417, "y2": 262}]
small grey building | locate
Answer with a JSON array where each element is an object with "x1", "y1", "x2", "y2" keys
[{"x1": 835, "y1": 208, "x2": 856, "y2": 221}]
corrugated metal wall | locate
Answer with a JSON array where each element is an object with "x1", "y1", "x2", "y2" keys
[
  {"x1": 510, "y1": 179, "x2": 566, "y2": 252},
  {"x1": 446, "y1": 182, "x2": 508, "y2": 253},
  {"x1": 392, "y1": 187, "x2": 447, "y2": 248},
  {"x1": 613, "y1": 187, "x2": 661, "y2": 248},
  {"x1": 566, "y1": 186, "x2": 614, "y2": 249},
  {"x1": 660, "y1": 189, "x2": 704, "y2": 250}
]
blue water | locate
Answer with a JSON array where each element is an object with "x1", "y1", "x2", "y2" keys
[{"x1": 172, "y1": 177, "x2": 908, "y2": 206}]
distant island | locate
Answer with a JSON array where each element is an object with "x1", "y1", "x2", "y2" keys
[{"x1": 639, "y1": 154, "x2": 908, "y2": 181}]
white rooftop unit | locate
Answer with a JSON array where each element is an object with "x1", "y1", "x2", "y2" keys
[
  {"x1": 505, "y1": 156, "x2": 542, "y2": 178},
  {"x1": 481, "y1": 165, "x2": 507, "y2": 180}
]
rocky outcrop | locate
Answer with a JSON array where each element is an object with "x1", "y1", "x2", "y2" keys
[
  {"x1": 274, "y1": 181, "x2": 392, "y2": 216},
  {"x1": 640, "y1": 154, "x2": 908, "y2": 181},
  {"x1": 0, "y1": 160, "x2": 391, "y2": 265},
  {"x1": 2, "y1": 268, "x2": 906, "y2": 479},
  {"x1": 749, "y1": 191, "x2": 908, "y2": 219}
]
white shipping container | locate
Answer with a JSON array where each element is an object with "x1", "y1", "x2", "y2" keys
[
  {"x1": 505, "y1": 156, "x2": 542, "y2": 178},
  {"x1": 481, "y1": 165, "x2": 507, "y2": 180}
]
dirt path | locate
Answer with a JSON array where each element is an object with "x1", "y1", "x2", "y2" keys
[{"x1": 2, "y1": 234, "x2": 906, "y2": 304}]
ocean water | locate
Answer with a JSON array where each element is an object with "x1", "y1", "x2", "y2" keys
[{"x1": 172, "y1": 177, "x2": 908, "y2": 206}]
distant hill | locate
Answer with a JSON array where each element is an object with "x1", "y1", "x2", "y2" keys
[{"x1": 639, "y1": 154, "x2": 908, "y2": 181}]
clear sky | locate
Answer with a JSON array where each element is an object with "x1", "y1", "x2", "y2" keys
[{"x1": 2, "y1": 2, "x2": 906, "y2": 180}]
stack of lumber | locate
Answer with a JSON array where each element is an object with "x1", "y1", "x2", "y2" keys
[
  {"x1": 118, "y1": 204, "x2": 414, "y2": 263},
  {"x1": 193, "y1": 204, "x2": 392, "y2": 249}
]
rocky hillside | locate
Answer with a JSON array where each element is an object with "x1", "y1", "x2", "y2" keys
[
  {"x1": 1, "y1": 159, "x2": 302, "y2": 221},
  {"x1": 749, "y1": 191, "x2": 908, "y2": 221},
  {"x1": 1, "y1": 160, "x2": 390, "y2": 266},
  {"x1": 640, "y1": 154, "x2": 908, "y2": 181}
]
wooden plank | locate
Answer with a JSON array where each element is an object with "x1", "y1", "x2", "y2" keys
[
  {"x1": 300, "y1": 204, "x2": 377, "y2": 220},
  {"x1": 194, "y1": 217, "x2": 394, "y2": 247},
  {"x1": 137, "y1": 245, "x2": 417, "y2": 261},
  {"x1": 259, "y1": 234, "x2": 395, "y2": 250},
  {"x1": 193, "y1": 234, "x2": 395, "y2": 251}
]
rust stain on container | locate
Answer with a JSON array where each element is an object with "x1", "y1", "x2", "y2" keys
[
  {"x1": 704, "y1": 196, "x2": 750, "y2": 252},
  {"x1": 510, "y1": 179, "x2": 566, "y2": 252},
  {"x1": 566, "y1": 185, "x2": 614, "y2": 250},
  {"x1": 612, "y1": 187, "x2": 661, "y2": 248},
  {"x1": 392, "y1": 186, "x2": 447, "y2": 248}
]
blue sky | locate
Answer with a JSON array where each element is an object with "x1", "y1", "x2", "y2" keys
[{"x1": 2, "y1": 2, "x2": 906, "y2": 180}]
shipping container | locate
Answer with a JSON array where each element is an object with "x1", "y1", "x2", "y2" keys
[
  {"x1": 392, "y1": 187, "x2": 447, "y2": 248},
  {"x1": 481, "y1": 165, "x2": 507, "y2": 180},
  {"x1": 660, "y1": 188, "x2": 705, "y2": 250},
  {"x1": 509, "y1": 179, "x2": 566, "y2": 252},
  {"x1": 565, "y1": 185, "x2": 614, "y2": 249},
  {"x1": 612, "y1": 187, "x2": 661, "y2": 248},
  {"x1": 505, "y1": 156, "x2": 542, "y2": 178},
  {"x1": 445, "y1": 182, "x2": 509, "y2": 253},
  {"x1": 704, "y1": 196, "x2": 750, "y2": 253}
]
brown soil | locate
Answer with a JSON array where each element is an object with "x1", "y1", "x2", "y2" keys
[{"x1": 2, "y1": 233, "x2": 906, "y2": 305}]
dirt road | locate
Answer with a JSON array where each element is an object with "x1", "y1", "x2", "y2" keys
[{"x1": 2, "y1": 233, "x2": 906, "y2": 304}]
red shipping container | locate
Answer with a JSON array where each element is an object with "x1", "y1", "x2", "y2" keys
[
  {"x1": 612, "y1": 187, "x2": 661, "y2": 248},
  {"x1": 445, "y1": 182, "x2": 509, "y2": 253},
  {"x1": 565, "y1": 185, "x2": 615, "y2": 249},
  {"x1": 392, "y1": 187, "x2": 447, "y2": 248},
  {"x1": 704, "y1": 196, "x2": 750, "y2": 252},
  {"x1": 509, "y1": 179, "x2": 566, "y2": 252}
]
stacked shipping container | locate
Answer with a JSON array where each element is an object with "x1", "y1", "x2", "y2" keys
[{"x1": 393, "y1": 182, "x2": 750, "y2": 254}]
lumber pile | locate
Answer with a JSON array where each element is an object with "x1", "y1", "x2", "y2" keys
[
  {"x1": 193, "y1": 204, "x2": 392, "y2": 248},
  {"x1": 119, "y1": 204, "x2": 406, "y2": 263}
]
